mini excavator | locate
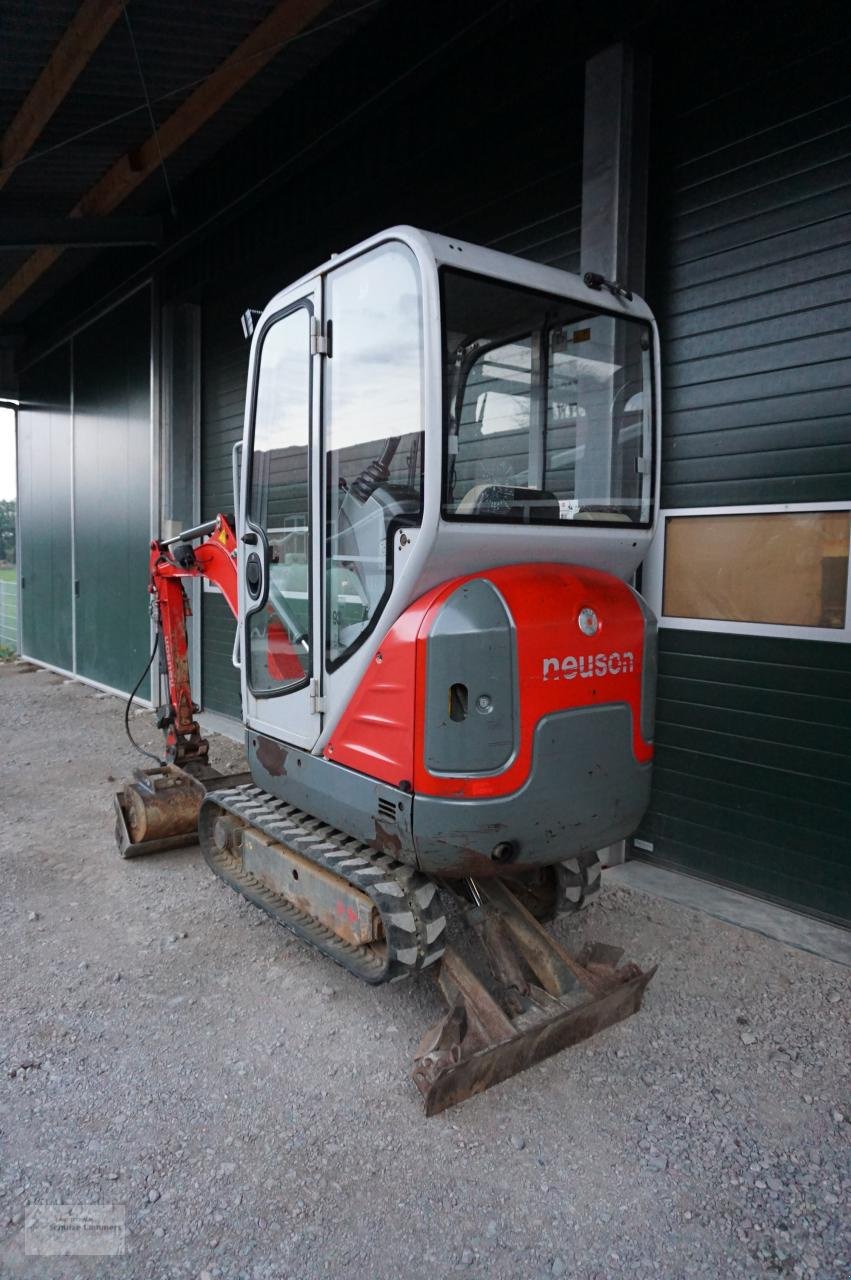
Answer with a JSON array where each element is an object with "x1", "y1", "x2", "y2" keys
[{"x1": 115, "y1": 227, "x2": 660, "y2": 1113}]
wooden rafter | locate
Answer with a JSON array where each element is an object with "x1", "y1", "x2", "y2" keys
[
  {"x1": 0, "y1": 0, "x2": 124, "y2": 194},
  {"x1": 0, "y1": 0, "x2": 335, "y2": 318}
]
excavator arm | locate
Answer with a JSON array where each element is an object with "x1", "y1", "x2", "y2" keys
[
  {"x1": 113, "y1": 514, "x2": 250, "y2": 857},
  {"x1": 148, "y1": 514, "x2": 238, "y2": 768}
]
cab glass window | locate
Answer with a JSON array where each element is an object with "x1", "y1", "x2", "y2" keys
[
  {"x1": 246, "y1": 306, "x2": 311, "y2": 694},
  {"x1": 443, "y1": 270, "x2": 654, "y2": 525},
  {"x1": 324, "y1": 243, "x2": 423, "y2": 668}
]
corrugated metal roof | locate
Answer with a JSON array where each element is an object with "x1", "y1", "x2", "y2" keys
[{"x1": 0, "y1": 0, "x2": 384, "y2": 320}]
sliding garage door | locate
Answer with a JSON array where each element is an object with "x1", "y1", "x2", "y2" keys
[
  {"x1": 17, "y1": 288, "x2": 152, "y2": 696},
  {"x1": 18, "y1": 345, "x2": 73, "y2": 672},
  {"x1": 73, "y1": 290, "x2": 152, "y2": 693}
]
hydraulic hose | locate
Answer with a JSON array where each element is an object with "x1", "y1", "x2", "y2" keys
[{"x1": 123, "y1": 631, "x2": 165, "y2": 766}]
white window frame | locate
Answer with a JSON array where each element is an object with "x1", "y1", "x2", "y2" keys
[{"x1": 642, "y1": 500, "x2": 851, "y2": 644}]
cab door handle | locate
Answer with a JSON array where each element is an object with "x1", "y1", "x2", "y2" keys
[{"x1": 245, "y1": 552, "x2": 263, "y2": 599}]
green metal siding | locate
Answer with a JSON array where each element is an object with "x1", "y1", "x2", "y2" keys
[
  {"x1": 73, "y1": 290, "x2": 152, "y2": 693},
  {"x1": 17, "y1": 291, "x2": 151, "y2": 694},
  {"x1": 637, "y1": 23, "x2": 851, "y2": 923},
  {"x1": 638, "y1": 630, "x2": 851, "y2": 926},
  {"x1": 17, "y1": 346, "x2": 73, "y2": 671},
  {"x1": 200, "y1": 296, "x2": 249, "y2": 718},
  {"x1": 653, "y1": 35, "x2": 851, "y2": 509}
]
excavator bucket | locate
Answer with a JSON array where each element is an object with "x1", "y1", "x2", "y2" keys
[
  {"x1": 412, "y1": 880, "x2": 656, "y2": 1115},
  {"x1": 114, "y1": 764, "x2": 252, "y2": 857}
]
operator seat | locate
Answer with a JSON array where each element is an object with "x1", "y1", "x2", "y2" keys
[{"x1": 456, "y1": 483, "x2": 561, "y2": 522}]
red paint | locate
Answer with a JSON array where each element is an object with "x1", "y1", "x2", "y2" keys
[
  {"x1": 149, "y1": 515, "x2": 238, "y2": 755},
  {"x1": 323, "y1": 585, "x2": 446, "y2": 782},
  {"x1": 327, "y1": 564, "x2": 652, "y2": 798},
  {"x1": 267, "y1": 618, "x2": 306, "y2": 682}
]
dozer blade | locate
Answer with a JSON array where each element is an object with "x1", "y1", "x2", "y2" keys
[
  {"x1": 114, "y1": 764, "x2": 252, "y2": 857},
  {"x1": 412, "y1": 880, "x2": 656, "y2": 1115}
]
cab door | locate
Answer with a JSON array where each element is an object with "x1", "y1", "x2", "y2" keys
[{"x1": 239, "y1": 284, "x2": 322, "y2": 749}]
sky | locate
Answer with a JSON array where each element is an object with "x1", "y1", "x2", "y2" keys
[{"x1": 0, "y1": 407, "x2": 15, "y2": 500}]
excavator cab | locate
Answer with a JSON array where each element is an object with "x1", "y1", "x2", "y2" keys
[
  {"x1": 236, "y1": 228, "x2": 659, "y2": 868},
  {"x1": 116, "y1": 228, "x2": 661, "y2": 1113}
]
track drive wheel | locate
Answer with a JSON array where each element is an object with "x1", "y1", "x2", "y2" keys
[{"x1": 503, "y1": 852, "x2": 602, "y2": 923}]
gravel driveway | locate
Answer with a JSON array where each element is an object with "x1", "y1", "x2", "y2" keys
[{"x1": 1, "y1": 661, "x2": 848, "y2": 1280}]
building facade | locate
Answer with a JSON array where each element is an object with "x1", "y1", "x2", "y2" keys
[{"x1": 6, "y1": 0, "x2": 850, "y2": 923}]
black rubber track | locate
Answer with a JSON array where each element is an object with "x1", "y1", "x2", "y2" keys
[{"x1": 198, "y1": 785, "x2": 447, "y2": 985}]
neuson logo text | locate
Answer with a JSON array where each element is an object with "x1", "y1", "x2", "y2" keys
[{"x1": 543, "y1": 651, "x2": 635, "y2": 680}]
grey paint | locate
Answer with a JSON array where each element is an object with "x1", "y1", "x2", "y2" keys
[
  {"x1": 247, "y1": 731, "x2": 416, "y2": 865},
  {"x1": 424, "y1": 578, "x2": 517, "y2": 775},
  {"x1": 413, "y1": 704, "x2": 652, "y2": 877},
  {"x1": 249, "y1": 701, "x2": 651, "y2": 882},
  {"x1": 578, "y1": 44, "x2": 653, "y2": 515},
  {"x1": 629, "y1": 587, "x2": 658, "y2": 742},
  {"x1": 580, "y1": 42, "x2": 651, "y2": 294}
]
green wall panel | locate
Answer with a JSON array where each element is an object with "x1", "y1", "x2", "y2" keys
[
  {"x1": 635, "y1": 629, "x2": 851, "y2": 925},
  {"x1": 17, "y1": 346, "x2": 73, "y2": 671},
  {"x1": 73, "y1": 290, "x2": 151, "y2": 693},
  {"x1": 651, "y1": 23, "x2": 851, "y2": 509},
  {"x1": 637, "y1": 14, "x2": 851, "y2": 924},
  {"x1": 200, "y1": 296, "x2": 249, "y2": 718}
]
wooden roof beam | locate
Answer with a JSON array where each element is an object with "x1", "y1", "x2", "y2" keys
[
  {"x1": 0, "y1": 0, "x2": 124, "y2": 194},
  {"x1": 0, "y1": 0, "x2": 336, "y2": 318}
]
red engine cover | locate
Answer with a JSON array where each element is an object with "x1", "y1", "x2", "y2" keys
[{"x1": 325, "y1": 564, "x2": 652, "y2": 798}]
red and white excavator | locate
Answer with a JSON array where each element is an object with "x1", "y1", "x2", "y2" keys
[{"x1": 115, "y1": 226, "x2": 660, "y2": 1113}]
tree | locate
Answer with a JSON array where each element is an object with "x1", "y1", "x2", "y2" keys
[{"x1": 0, "y1": 500, "x2": 16, "y2": 564}]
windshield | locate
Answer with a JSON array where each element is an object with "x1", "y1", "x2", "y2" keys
[{"x1": 442, "y1": 269, "x2": 654, "y2": 526}]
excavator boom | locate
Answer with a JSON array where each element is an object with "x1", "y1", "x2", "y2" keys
[{"x1": 113, "y1": 515, "x2": 250, "y2": 855}]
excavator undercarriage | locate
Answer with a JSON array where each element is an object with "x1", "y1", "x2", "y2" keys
[{"x1": 115, "y1": 754, "x2": 654, "y2": 1114}]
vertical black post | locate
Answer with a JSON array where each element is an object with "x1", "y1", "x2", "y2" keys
[
  {"x1": 580, "y1": 45, "x2": 651, "y2": 869},
  {"x1": 580, "y1": 42, "x2": 651, "y2": 292}
]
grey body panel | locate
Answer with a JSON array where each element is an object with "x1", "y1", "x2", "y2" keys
[
  {"x1": 413, "y1": 704, "x2": 651, "y2": 877},
  {"x1": 424, "y1": 578, "x2": 517, "y2": 775},
  {"x1": 249, "y1": 702, "x2": 651, "y2": 880},
  {"x1": 630, "y1": 587, "x2": 658, "y2": 742},
  {"x1": 247, "y1": 731, "x2": 417, "y2": 864}
]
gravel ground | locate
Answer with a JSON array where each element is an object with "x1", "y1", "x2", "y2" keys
[{"x1": 1, "y1": 661, "x2": 848, "y2": 1280}]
